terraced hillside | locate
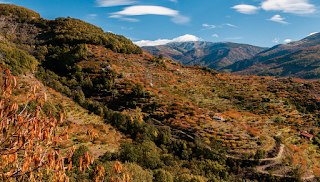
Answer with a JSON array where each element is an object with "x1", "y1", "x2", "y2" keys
[
  {"x1": 17, "y1": 73, "x2": 123, "y2": 158},
  {"x1": 34, "y1": 42, "x2": 320, "y2": 180},
  {"x1": 2, "y1": 4, "x2": 320, "y2": 181}
]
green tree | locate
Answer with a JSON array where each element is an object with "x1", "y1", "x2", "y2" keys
[
  {"x1": 174, "y1": 174, "x2": 205, "y2": 182},
  {"x1": 125, "y1": 162, "x2": 153, "y2": 182},
  {"x1": 120, "y1": 143, "x2": 142, "y2": 163},
  {"x1": 254, "y1": 149, "x2": 266, "y2": 160},
  {"x1": 141, "y1": 140, "x2": 162, "y2": 169},
  {"x1": 132, "y1": 83, "x2": 145, "y2": 97},
  {"x1": 154, "y1": 169, "x2": 173, "y2": 182},
  {"x1": 73, "y1": 90, "x2": 85, "y2": 104},
  {"x1": 110, "y1": 111, "x2": 127, "y2": 131}
]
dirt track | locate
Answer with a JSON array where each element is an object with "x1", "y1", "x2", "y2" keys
[{"x1": 227, "y1": 144, "x2": 315, "y2": 180}]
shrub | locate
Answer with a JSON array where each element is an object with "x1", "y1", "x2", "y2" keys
[{"x1": 153, "y1": 169, "x2": 173, "y2": 182}]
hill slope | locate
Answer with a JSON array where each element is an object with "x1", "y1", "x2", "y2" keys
[
  {"x1": 224, "y1": 32, "x2": 320, "y2": 79},
  {"x1": 234, "y1": 45, "x2": 320, "y2": 79},
  {"x1": 3, "y1": 4, "x2": 320, "y2": 181},
  {"x1": 143, "y1": 41, "x2": 267, "y2": 70}
]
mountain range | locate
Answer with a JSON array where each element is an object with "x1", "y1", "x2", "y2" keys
[
  {"x1": 142, "y1": 41, "x2": 267, "y2": 70},
  {"x1": 143, "y1": 33, "x2": 320, "y2": 79}
]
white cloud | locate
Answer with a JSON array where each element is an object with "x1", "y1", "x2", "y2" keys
[
  {"x1": 284, "y1": 39, "x2": 292, "y2": 43},
  {"x1": 199, "y1": 24, "x2": 216, "y2": 31},
  {"x1": 122, "y1": 17, "x2": 140, "y2": 22},
  {"x1": 134, "y1": 34, "x2": 201, "y2": 47},
  {"x1": 212, "y1": 34, "x2": 219, "y2": 38},
  {"x1": 85, "y1": 14, "x2": 97, "y2": 20},
  {"x1": 225, "y1": 37, "x2": 243, "y2": 40},
  {"x1": 273, "y1": 38, "x2": 280, "y2": 43},
  {"x1": 121, "y1": 27, "x2": 135, "y2": 29},
  {"x1": 171, "y1": 15, "x2": 190, "y2": 24},
  {"x1": 232, "y1": 0, "x2": 316, "y2": 15},
  {"x1": 110, "y1": 5, "x2": 189, "y2": 24},
  {"x1": 96, "y1": 0, "x2": 136, "y2": 7},
  {"x1": 203, "y1": 24, "x2": 215, "y2": 28},
  {"x1": 267, "y1": 14, "x2": 288, "y2": 24},
  {"x1": 261, "y1": 0, "x2": 315, "y2": 15},
  {"x1": 308, "y1": 32, "x2": 319, "y2": 36},
  {"x1": 168, "y1": 0, "x2": 177, "y2": 2},
  {"x1": 226, "y1": 23, "x2": 236, "y2": 27},
  {"x1": 109, "y1": 14, "x2": 139, "y2": 22},
  {"x1": 231, "y1": 4, "x2": 260, "y2": 14},
  {"x1": 112, "y1": 6, "x2": 178, "y2": 16}
]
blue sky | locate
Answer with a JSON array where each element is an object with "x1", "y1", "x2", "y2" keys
[{"x1": 4, "y1": 0, "x2": 320, "y2": 48}]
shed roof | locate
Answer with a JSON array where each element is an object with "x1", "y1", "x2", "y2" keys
[{"x1": 301, "y1": 131, "x2": 313, "y2": 138}]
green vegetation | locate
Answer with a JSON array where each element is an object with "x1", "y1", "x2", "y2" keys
[
  {"x1": 2, "y1": 4, "x2": 320, "y2": 181},
  {"x1": 0, "y1": 4, "x2": 40, "y2": 22},
  {"x1": 0, "y1": 40, "x2": 38, "y2": 75},
  {"x1": 42, "y1": 17, "x2": 142, "y2": 54}
]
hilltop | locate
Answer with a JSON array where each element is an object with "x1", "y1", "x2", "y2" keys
[
  {"x1": 143, "y1": 41, "x2": 267, "y2": 70},
  {"x1": 1, "y1": 4, "x2": 320, "y2": 181}
]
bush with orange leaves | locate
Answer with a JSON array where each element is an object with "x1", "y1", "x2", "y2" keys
[
  {"x1": 92, "y1": 160, "x2": 133, "y2": 182},
  {"x1": 0, "y1": 70, "x2": 75, "y2": 181},
  {"x1": 110, "y1": 160, "x2": 132, "y2": 182}
]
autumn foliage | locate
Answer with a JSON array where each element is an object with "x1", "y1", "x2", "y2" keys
[{"x1": 0, "y1": 70, "x2": 74, "y2": 181}]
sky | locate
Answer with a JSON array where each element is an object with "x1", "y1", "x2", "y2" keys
[{"x1": 3, "y1": 0, "x2": 320, "y2": 48}]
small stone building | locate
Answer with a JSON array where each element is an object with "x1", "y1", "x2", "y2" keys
[{"x1": 300, "y1": 131, "x2": 313, "y2": 141}]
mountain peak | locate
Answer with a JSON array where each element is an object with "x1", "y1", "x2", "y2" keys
[{"x1": 143, "y1": 41, "x2": 267, "y2": 70}]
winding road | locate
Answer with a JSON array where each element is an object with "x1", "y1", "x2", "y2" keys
[{"x1": 227, "y1": 144, "x2": 315, "y2": 180}]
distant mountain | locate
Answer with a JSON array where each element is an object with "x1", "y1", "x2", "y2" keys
[
  {"x1": 143, "y1": 41, "x2": 267, "y2": 70},
  {"x1": 225, "y1": 32, "x2": 320, "y2": 79}
]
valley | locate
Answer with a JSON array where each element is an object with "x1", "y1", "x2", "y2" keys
[{"x1": 1, "y1": 3, "x2": 320, "y2": 182}]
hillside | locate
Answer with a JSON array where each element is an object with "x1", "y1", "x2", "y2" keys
[
  {"x1": 143, "y1": 41, "x2": 267, "y2": 70},
  {"x1": 224, "y1": 33, "x2": 320, "y2": 79},
  {"x1": 234, "y1": 45, "x2": 320, "y2": 79},
  {"x1": 2, "y1": 4, "x2": 320, "y2": 182}
]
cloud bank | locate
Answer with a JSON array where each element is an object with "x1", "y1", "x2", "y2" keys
[{"x1": 134, "y1": 34, "x2": 201, "y2": 47}]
